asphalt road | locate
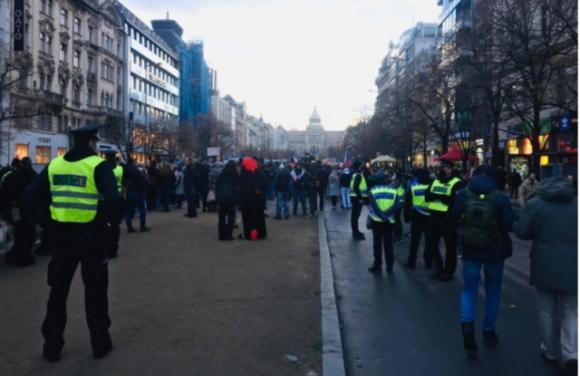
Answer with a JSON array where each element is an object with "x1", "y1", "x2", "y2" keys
[{"x1": 324, "y1": 206, "x2": 559, "y2": 376}]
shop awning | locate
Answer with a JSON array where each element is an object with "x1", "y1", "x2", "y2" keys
[{"x1": 371, "y1": 154, "x2": 397, "y2": 164}]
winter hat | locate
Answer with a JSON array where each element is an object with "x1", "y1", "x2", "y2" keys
[{"x1": 242, "y1": 157, "x2": 258, "y2": 172}]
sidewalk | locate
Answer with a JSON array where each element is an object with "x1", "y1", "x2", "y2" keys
[{"x1": 0, "y1": 208, "x2": 322, "y2": 375}]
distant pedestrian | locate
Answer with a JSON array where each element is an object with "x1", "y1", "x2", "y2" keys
[
  {"x1": 496, "y1": 165, "x2": 507, "y2": 192},
  {"x1": 403, "y1": 168, "x2": 432, "y2": 270},
  {"x1": 183, "y1": 159, "x2": 198, "y2": 218},
  {"x1": 274, "y1": 163, "x2": 291, "y2": 219},
  {"x1": 158, "y1": 162, "x2": 175, "y2": 212},
  {"x1": 174, "y1": 167, "x2": 185, "y2": 209},
  {"x1": 291, "y1": 164, "x2": 307, "y2": 216},
  {"x1": 328, "y1": 168, "x2": 340, "y2": 208},
  {"x1": 146, "y1": 162, "x2": 159, "y2": 211},
  {"x1": 514, "y1": 177, "x2": 577, "y2": 375},
  {"x1": 239, "y1": 157, "x2": 267, "y2": 240},
  {"x1": 518, "y1": 172, "x2": 539, "y2": 207},
  {"x1": 367, "y1": 172, "x2": 400, "y2": 274},
  {"x1": 508, "y1": 169, "x2": 522, "y2": 199},
  {"x1": 125, "y1": 158, "x2": 150, "y2": 232},
  {"x1": 453, "y1": 165, "x2": 515, "y2": 353},
  {"x1": 216, "y1": 161, "x2": 239, "y2": 240},
  {"x1": 350, "y1": 161, "x2": 369, "y2": 240},
  {"x1": 339, "y1": 168, "x2": 351, "y2": 209}
]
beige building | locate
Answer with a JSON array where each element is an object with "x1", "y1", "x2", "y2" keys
[
  {"x1": 3, "y1": 0, "x2": 125, "y2": 168},
  {"x1": 284, "y1": 108, "x2": 344, "y2": 158}
]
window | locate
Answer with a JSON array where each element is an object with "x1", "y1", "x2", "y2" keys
[
  {"x1": 73, "y1": 17, "x2": 81, "y2": 34},
  {"x1": 59, "y1": 8, "x2": 68, "y2": 27},
  {"x1": 41, "y1": 0, "x2": 53, "y2": 16},
  {"x1": 88, "y1": 55, "x2": 95, "y2": 73},
  {"x1": 59, "y1": 43, "x2": 67, "y2": 61},
  {"x1": 35, "y1": 146, "x2": 51, "y2": 164},
  {"x1": 73, "y1": 86, "x2": 81, "y2": 105},
  {"x1": 88, "y1": 25, "x2": 95, "y2": 43},
  {"x1": 102, "y1": 34, "x2": 114, "y2": 51},
  {"x1": 87, "y1": 86, "x2": 93, "y2": 105},
  {"x1": 40, "y1": 32, "x2": 52, "y2": 54},
  {"x1": 58, "y1": 115, "x2": 68, "y2": 133},
  {"x1": 39, "y1": 114, "x2": 51, "y2": 131},
  {"x1": 15, "y1": 144, "x2": 29, "y2": 159},
  {"x1": 57, "y1": 147, "x2": 67, "y2": 157},
  {"x1": 101, "y1": 62, "x2": 114, "y2": 81},
  {"x1": 73, "y1": 49, "x2": 80, "y2": 68}
]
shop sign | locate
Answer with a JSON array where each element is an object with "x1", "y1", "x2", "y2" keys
[
  {"x1": 559, "y1": 115, "x2": 572, "y2": 133},
  {"x1": 38, "y1": 137, "x2": 51, "y2": 144},
  {"x1": 13, "y1": 0, "x2": 25, "y2": 51}
]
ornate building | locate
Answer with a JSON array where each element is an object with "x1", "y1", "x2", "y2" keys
[
  {"x1": 3, "y1": 0, "x2": 125, "y2": 167},
  {"x1": 285, "y1": 108, "x2": 345, "y2": 157}
]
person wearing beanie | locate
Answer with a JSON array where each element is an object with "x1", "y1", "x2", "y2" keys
[{"x1": 452, "y1": 164, "x2": 515, "y2": 353}]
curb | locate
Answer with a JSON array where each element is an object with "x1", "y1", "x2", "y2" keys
[{"x1": 318, "y1": 214, "x2": 346, "y2": 376}]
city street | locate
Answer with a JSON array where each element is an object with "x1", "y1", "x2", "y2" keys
[
  {"x1": 324, "y1": 206, "x2": 559, "y2": 376},
  {"x1": 0, "y1": 209, "x2": 322, "y2": 375}
]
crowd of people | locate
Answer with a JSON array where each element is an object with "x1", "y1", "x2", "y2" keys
[{"x1": 0, "y1": 125, "x2": 576, "y2": 374}]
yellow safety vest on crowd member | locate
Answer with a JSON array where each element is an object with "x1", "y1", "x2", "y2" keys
[
  {"x1": 349, "y1": 172, "x2": 368, "y2": 197},
  {"x1": 48, "y1": 155, "x2": 104, "y2": 223},
  {"x1": 113, "y1": 165, "x2": 123, "y2": 192},
  {"x1": 427, "y1": 177, "x2": 461, "y2": 213},
  {"x1": 368, "y1": 185, "x2": 399, "y2": 223},
  {"x1": 411, "y1": 183, "x2": 430, "y2": 216}
]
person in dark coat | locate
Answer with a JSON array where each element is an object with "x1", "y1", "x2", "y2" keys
[
  {"x1": 157, "y1": 162, "x2": 175, "y2": 212},
  {"x1": 304, "y1": 164, "x2": 317, "y2": 216},
  {"x1": 239, "y1": 157, "x2": 267, "y2": 240},
  {"x1": 146, "y1": 162, "x2": 159, "y2": 211},
  {"x1": 216, "y1": 161, "x2": 239, "y2": 240},
  {"x1": 124, "y1": 158, "x2": 150, "y2": 232},
  {"x1": 452, "y1": 165, "x2": 515, "y2": 352},
  {"x1": 274, "y1": 163, "x2": 291, "y2": 219},
  {"x1": 508, "y1": 169, "x2": 522, "y2": 199},
  {"x1": 3, "y1": 157, "x2": 37, "y2": 266},
  {"x1": 196, "y1": 161, "x2": 210, "y2": 212},
  {"x1": 183, "y1": 159, "x2": 198, "y2": 218},
  {"x1": 515, "y1": 177, "x2": 577, "y2": 375}
]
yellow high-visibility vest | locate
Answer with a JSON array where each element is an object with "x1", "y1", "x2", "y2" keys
[
  {"x1": 368, "y1": 185, "x2": 398, "y2": 223},
  {"x1": 427, "y1": 177, "x2": 461, "y2": 212},
  {"x1": 48, "y1": 155, "x2": 104, "y2": 223},
  {"x1": 113, "y1": 165, "x2": 123, "y2": 192},
  {"x1": 349, "y1": 173, "x2": 368, "y2": 197},
  {"x1": 411, "y1": 183, "x2": 430, "y2": 216}
]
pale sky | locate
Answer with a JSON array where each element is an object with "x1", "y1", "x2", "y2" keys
[{"x1": 121, "y1": 0, "x2": 440, "y2": 130}]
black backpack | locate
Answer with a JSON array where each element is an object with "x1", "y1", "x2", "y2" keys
[{"x1": 460, "y1": 189, "x2": 500, "y2": 248}]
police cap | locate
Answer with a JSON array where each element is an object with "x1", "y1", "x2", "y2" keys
[{"x1": 69, "y1": 124, "x2": 100, "y2": 141}]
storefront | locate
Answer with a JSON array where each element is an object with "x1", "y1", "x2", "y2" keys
[{"x1": 7, "y1": 130, "x2": 70, "y2": 172}]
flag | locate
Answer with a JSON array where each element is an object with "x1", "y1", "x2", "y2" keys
[{"x1": 343, "y1": 147, "x2": 351, "y2": 167}]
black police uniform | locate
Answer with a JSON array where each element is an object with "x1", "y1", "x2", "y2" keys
[{"x1": 23, "y1": 127, "x2": 121, "y2": 361}]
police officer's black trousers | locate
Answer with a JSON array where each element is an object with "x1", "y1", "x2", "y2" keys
[
  {"x1": 371, "y1": 221, "x2": 394, "y2": 267},
  {"x1": 12, "y1": 219, "x2": 36, "y2": 263},
  {"x1": 426, "y1": 215, "x2": 457, "y2": 275},
  {"x1": 407, "y1": 213, "x2": 430, "y2": 267},
  {"x1": 109, "y1": 224, "x2": 120, "y2": 257},
  {"x1": 42, "y1": 228, "x2": 111, "y2": 352},
  {"x1": 218, "y1": 203, "x2": 236, "y2": 240},
  {"x1": 185, "y1": 191, "x2": 197, "y2": 217},
  {"x1": 392, "y1": 208, "x2": 403, "y2": 240},
  {"x1": 350, "y1": 199, "x2": 363, "y2": 235}
]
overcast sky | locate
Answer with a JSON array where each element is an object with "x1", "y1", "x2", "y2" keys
[{"x1": 121, "y1": 0, "x2": 440, "y2": 130}]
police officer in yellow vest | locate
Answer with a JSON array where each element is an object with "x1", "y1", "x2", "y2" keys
[
  {"x1": 23, "y1": 125, "x2": 121, "y2": 362},
  {"x1": 104, "y1": 150, "x2": 124, "y2": 259},
  {"x1": 389, "y1": 171, "x2": 406, "y2": 242},
  {"x1": 425, "y1": 159, "x2": 465, "y2": 281},
  {"x1": 403, "y1": 168, "x2": 433, "y2": 270},
  {"x1": 349, "y1": 160, "x2": 369, "y2": 240},
  {"x1": 368, "y1": 172, "x2": 400, "y2": 274}
]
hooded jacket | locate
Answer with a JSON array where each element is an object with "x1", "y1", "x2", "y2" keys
[
  {"x1": 452, "y1": 174, "x2": 515, "y2": 262},
  {"x1": 514, "y1": 177, "x2": 577, "y2": 293}
]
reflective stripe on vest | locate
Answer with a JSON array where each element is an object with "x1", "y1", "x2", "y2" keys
[
  {"x1": 368, "y1": 185, "x2": 398, "y2": 223},
  {"x1": 349, "y1": 173, "x2": 368, "y2": 197},
  {"x1": 427, "y1": 177, "x2": 461, "y2": 212},
  {"x1": 49, "y1": 155, "x2": 104, "y2": 223},
  {"x1": 113, "y1": 165, "x2": 123, "y2": 192},
  {"x1": 411, "y1": 183, "x2": 430, "y2": 216}
]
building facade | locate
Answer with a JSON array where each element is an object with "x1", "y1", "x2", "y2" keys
[
  {"x1": 3, "y1": 0, "x2": 126, "y2": 168},
  {"x1": 285, "y1": 108, "x2": 345, "y2": 158},
  {"x1": 114, "y1": 1, "x2": 179, "y2": 162}
]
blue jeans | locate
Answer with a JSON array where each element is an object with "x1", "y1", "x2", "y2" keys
[
  {"x1": 276, "y1": 192, "x2": 289, "y2": 218},
  {"x1": 293, "y1": 190, "x2": 307, "y2": 215},
  {"x1": 460, "y1": 259, "x2": 504, "y2": 330},
  {"x1": 340, "y1": 187, "x2": 351, "y2": 208},
  {"x1": 125, "y1": 192, "x2": 147, "y2": 229}
]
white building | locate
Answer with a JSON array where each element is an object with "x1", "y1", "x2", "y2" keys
[
  {"x1": 285, "y1": 108, "x2": 345, "y2": 157},
  {"x1": 114, "y1": 1, "x2": 179, "y2": 163}
]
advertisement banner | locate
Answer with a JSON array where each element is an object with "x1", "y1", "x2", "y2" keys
[{"x1": 13, "y1": 0, "x2": 25, "y2": 51}]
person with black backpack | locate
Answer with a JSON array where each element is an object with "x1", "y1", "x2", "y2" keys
[{"x1": 452, "y1": 165, "x2": 515, "y2": 353}]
